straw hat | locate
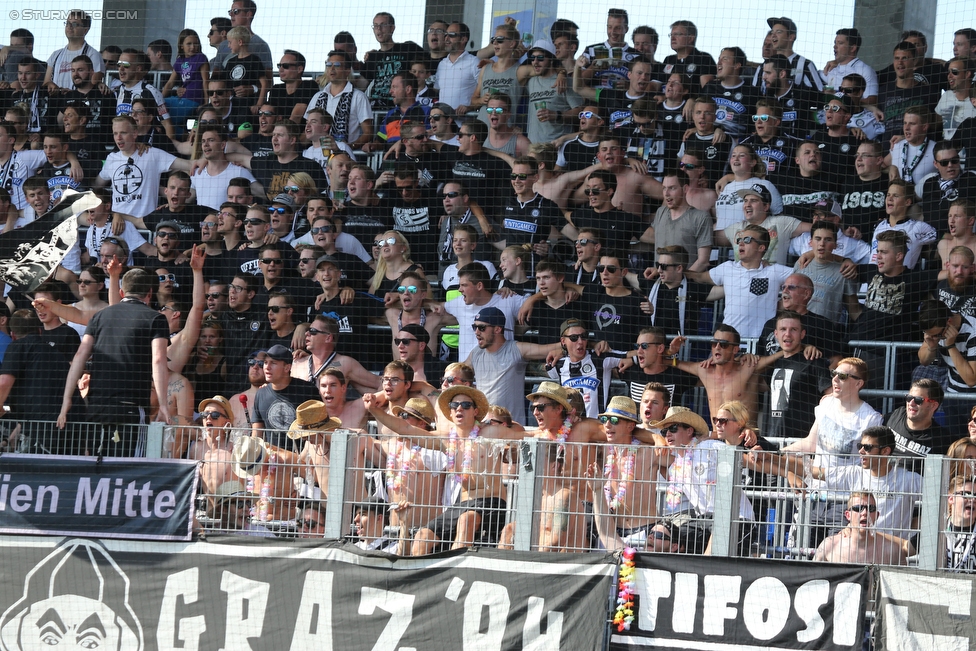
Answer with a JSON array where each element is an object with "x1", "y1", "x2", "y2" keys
[
  {"x1": 526, "y1": 381, "x2": 572, "y2": 413},
  {"x1": 650, "y1": 406, "x2": 709, "y2": 437},
  {"x1": 198, "y1": 395, "x2": 233, "y2": 418},
  {"x1": 232, "y1": 436, "x2": 267, "y2": 478},
  {"x1": 392, "y1": 397, "x2": 436, "y2": 429},
  {"x1": 287, "y1": 400, "x2": 342, "y2": 440},
  {"x1": 599, "y1": 396, "x2": 639, "y2": 423},
  {"x1": 437, "y1": 385, "x2": 489, "y2": 418}
]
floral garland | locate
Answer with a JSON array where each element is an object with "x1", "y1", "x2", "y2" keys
[
  {"x1": 613, "y1": 547, "x2": 637, "y2": 631},
  {"x1": 603, "y1": 439, "x2": 637, "y2": 512},
  {"x1": 447, "y1": 424, "x2": 480, "y2": 481},
  {"x1": 545, "y1": 418, "x2": 573, "y2": 455},
  {"x1": 386, "y1": 439, "x2": 421, "y2": 492}
]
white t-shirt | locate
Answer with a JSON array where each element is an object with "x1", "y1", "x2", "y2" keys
[
  {"x1": 823, "y1": 58, "x2": 879, "y2": 99},
  {"x1": 83, "y1": 221, "x2": 147, "y2": 265},
  {"x1": 446, "y1": 292, "x2": 526, "y2": 361},
  {"x1": 666, "y1": 439, "x2": 754, "y2": 520},
  {"x1": 441, "y1": 260, "x2": 497, "y2": 289},
  {"x1": 190, "y1": 163, "x2": 256, "y2": 210},
  {"x1": 46, "y1": 43, "x2": 105, "y2": 89},
  {"x1": 790, "y1": 231, "x2": 872, "y2": 264},
  {"x1": 811, "y1": 396, "x2": 882, "y2": 487},
  {"x1": 98, "y1": 148, "x2": 176, "y2": 218},
  {"x1": 871, "y1": 218, "x2": 937, "y2": 270},
  {"x1": 290, "y1": 232, "x2": 372, "y2": 264},
  {"x1": 822, "y1": 464, "x2": 922, "y2": 536},
  {"x1": 714, "y1": 178, "x2": 785, "y2": 231},
  {"x1": 1, "y1": 149, "x2": 47, "y2": 209},
  {"x1": 889, "y1": 139, "x2": 936, "y2": 186},
  {"x1": 708, "y1": 261, "x2": 792, "y2": 338},
  {"x1": 935, "y1": 92, "x2": 976, "y2": 140},
  {"x1": 435, "y1": 52, "x2": 481, "y2": 110},
  {"x1": 724, "y1": 215, "x2": 802, "y2": 266},
  {"x1": 303, "y1": 82, "x2": 372, "y2": 144}
]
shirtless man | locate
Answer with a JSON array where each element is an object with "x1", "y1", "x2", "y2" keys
[
  {"x1": 292, "y1": 314, "x2": 381, "y2": 394},
  {"x1": 565, "y1": 137, "x2": 663, "y2": 215},
  {"x1": 150, "y1": 371, "x2": 194, "y2": 454},
  {"x1": 359, "y1": 397, "x2": 447, "y2": 554},
  {"x1": 588, "y1": 396, "x2": 665, "y2": 550},
  {"x1": 937, "y1": 202, "x2": 976, "y2": 279},
  {"x1": 813, "y1": 492, "x2": 908, "y2": 565},
  {"x1": 231, "y1": 351, "x2": 267, "y2": 429},
  {"x1": 366, "y1": 386, "x2": 509, "y2": 554},
  {"x1": 232, "y1": 434, "x2": 300, "y2": 523},
  {"x1": 670, "y1": 324, "x2": 783, "y2": 418},
  {"x1": 192, "y1": 396, "x2": 236, "y2": 502},
  {"x1": 384, "y1": 271, "x2": 449, "y2": 353},
  {"x1": 317, "y1": 368, "x2": 367, "y2": 430},
  {"x1": 369, "y1": 360, "x2": 417, "y2": 437},
  {"x1": 288, "y1": 399, "x2": 341, "y2": 504}
]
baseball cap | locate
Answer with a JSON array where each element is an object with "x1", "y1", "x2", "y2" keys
[
  {"x1": 473, "y1": 306, "x2": 507, "y2": 329},
  {"x1": 265, "y1": 344, "x2": 293, "y2": 362},
  {"x1": 767, "y1": 17, "x2": 797, "y2": 34},
  {"x1": 812, "y1": 199, "x2": 843, "y2": 219},
  {"x1": 735, "y1": 184, "x2": 772, "y2": 204},
  {"x1": 398, "y1": 323, "x2": 430, "y2": 345}
]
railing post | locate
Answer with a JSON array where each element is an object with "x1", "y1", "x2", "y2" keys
[
  {"x1": 917, "y1": 454, "x2": 945, "y2": 571},
  {"x1": 513, "y1": 437, "x2": 539, "y2": 552},
  {"x1": 711, "y1": 445, "x2": 739, "y2": 557},
  {"x1": 324, "y1": 430, "x2": 350, "y2": 540},
  {"x1": 145, "y1": 423, "x2": 165, "y2": 458}
]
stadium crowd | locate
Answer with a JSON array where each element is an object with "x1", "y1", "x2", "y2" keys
[{"x1": 0, "y1": 2, "x2": 976, "y2": 562}]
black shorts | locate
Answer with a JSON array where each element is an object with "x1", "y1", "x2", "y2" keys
[{"x1": 424, "y1": 497, "x2": 507, "y2": 550}]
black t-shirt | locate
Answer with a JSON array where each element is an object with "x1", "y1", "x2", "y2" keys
[
  {"x1": 778, "y1": 169, "x2": 840, "y2": 222},
  {"x1": 253, "y1": 378, "x2": 320, "y2": 450},
  {"x1": 951, "y1": 117, "x2": 976, "y2": 156},
  {"x1": 767, "y1": 84, "x2": 820, "y2": 139},
  {"x1": 400, "y1": 151, "x2": 450, "y2": 189},
  {"x1": 60, "y1": 88, "x2": 117, "y2": 136},
  {"x1": 219, "y1": 305, "x2": 272, "y2": 389},
  {"x1": 449, "y1": 150, "x2": 511, "y2": 216},
  {"x1": 240, "y1": 133, "x2": 274, "y2": 156},
  {"x1": 920, "y1": 171, "x2": 976, "y2": 236},
  {"x1": 877, "y1": 82, "x2": 942, "y2": 152},
  {"x1": 225, "y1": 54, "x2": 266, "y2": 89},
  {"x1": 317, "y1": 291, "x2": 381, "y2": 356},
  {"x1": 249, "y1": 153, "x2": 329, "y2": 198},
  {"x1": 936, "y1": 279, "x2": 976, "y2": 316},
  {"x1": 66, "y1": 134, "x2": 110, "y2": 181},
  {"x1": 499, "y1": 194, "x2": 562, "y2": 275},
  {"x1": 85, "y1": 299, "x2": 170, "y2": 412},
  {"x1": 597, "y1": 88, "x2": 650, "y2": 130},
  {"x1": 661, "y1": 49, "x2": 717, "y2": 93},
  {"x1": 657, "y1": 101, "x2": 689, "y2": 154},
  {"x1": 267, "y1": 80, "x2": 321, "y2": 116},
  {"x1": 390, "y1": 195, "x2": 440, "y2": 273},
  {"x1": 323, "y1": 251, "x2": 374, "y2": 292},
  {"x1": 812, "y1": 131, "x2": 860, "y2": 188},
  {"x1": 571, "y1": 207, "x2": 644, "y2": 254},
  {"x1": 0, "y1": 334, "x2": 78, "y2": 420},
  {"x1": 521, "y1": 300, "x2": 589, "y2": 347},
  {"x1": 651, "y1": 280, "x2": 710, "y2": 337},
  {"x1": 580, "y1": 290, "x2": 645, "y2": 354},
  {"x1": 878, "y1": 59, "x2": 946, "y2": 89},
  {"x1": 766, "y1": 355, "x2": 832, "y2": 439},
  {"x1": 362, "y1": 41, "x2": 426, "y2": 109},
  {"x1": 738, "y1": 133, "x2": 801, "y2": 180},
  {"x1": 758, "y1": 310, "x2": 847, "y2": 359},
  {"x1": 680, "y1": 133, "x2": 731, "y2": 185},
  {"x1": 885, "y1": 406, "x2": 954, "y2": 467},
  {"x1": 701, "y1": 80, "x2": 762, "y2": 138},
  {"x1": 851, "y1": 268, "x2": 935, "y2": 342},
  {"x1": 253, "y1": 274, "x2": 316, "y2": 313},
  {"x1": 557, "y1": 137, "x2": 601, "y2": 172},
  {"x1": 615, "y1": 365, "x2": 695, "y2": 406},
  {"x1": 619, "y1": 122, "x2": 677, "y2": 181},
  {"x1": 36, "y1": 161, "x2": 81, "y2": 200},
  {"x1": 336, "y1": 196, "x2": 395, "y2": 249},
  {"x1": 841, "y1": 175, "x2": 889, "y2": 241},
  {"x1": 144, "y1": 205, "x2": 209, "y2": 242}
]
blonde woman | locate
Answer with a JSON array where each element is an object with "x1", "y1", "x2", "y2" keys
[{"x1": 369, "y1": 230, "x2": 423, "y2": 299}]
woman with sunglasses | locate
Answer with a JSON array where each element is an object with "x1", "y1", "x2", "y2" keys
[
  {"x1": 282, "y1": 172, "x2": 316, "y2": 238},
  {"x1": 473, "y1": 24, "x2": 526, "y2": 130},
  {"x1": 712, "y1": 143, "x2": 784, "y2": 234},
  {"x1": 369, "y1": 230, "x2": 423, "y2": 300}
]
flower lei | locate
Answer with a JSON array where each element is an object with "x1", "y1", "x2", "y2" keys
[
  {"x1": 447, "y1": 424, "x2": 480, "y2": 481},
  {"x1": 545, "y1": 418, "x2": 573, "y2": 454},
  {"x1": 613, "y1": 547, "x2": 637, "y2": 631},
  {"x1": 604, "y1": 439, "x2": 637, "y2": 512},
  {"x1": 386, "y1": 439, "x2": 421, "y2": 492}
]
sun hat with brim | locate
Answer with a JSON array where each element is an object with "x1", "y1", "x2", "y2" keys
[
  {"x1": 599, "y1": 396, "x2": 639, "y2": 423},
  {"x1": 198, "y1": 395, "x2": 233, "y2": 419},
  {"x1": 650, "y1": 406, "x2": 710, "y2": 437},
  {"x1": 526, "y1": 381, "x2": 573, "y2": 413},
  {"x1": 232, "y1": 436, "x2": 267, "y2": 479},
  {"x1": 437, "y1": 385, "x2": 489, "y2": 418},
  {"x1": 287, "y1": 399, "x2": 342, "y2": 440},
  {"x1": 213, "y1": 479, "x2": 251, "y2": 507},
  {"x1": 392, "y1": 397, "x2": 436, "y2": 429}
]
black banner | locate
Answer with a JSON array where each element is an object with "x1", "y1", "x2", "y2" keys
[
  {"x1": 610, "y1": 553, "x2": 869, "y2": 650},
  {"x1": 0, "y1": 455, "x2": 197, "y2": 541},
  {"x1": 876, "y1": 567, "x2": 976, "y2": 650},
  {"x1": 0, "y1": 537, "x2": 614, "y2": 650},
  {"x1": 0, "y1": 190, "x2": 97, "y2": 292}
]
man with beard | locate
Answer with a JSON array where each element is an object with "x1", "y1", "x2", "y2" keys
[
  {"x1": 251, "y1": 344, "x2": 319, "y2": 450},
  {"x1": 759, "y1": 54, "x2": 818, "y2": 138},
  {"x1": 645, "y1": 171, "x2": 712, "y2": 272},
  {"x1": 190, "y1": 127, "x2": 257, "y2": 211},
  {"x1": 936, "y1": 245, "x2": 976, "y2": 314},
  {"x1": 58, "y1": 55, "x2": 115, "y2": 137},
  {"x1": 615, "y1": 327, "x2": 695, "y2": 406},
  {"x1": 885, "y1": 378, "x2": 952, "y2": 462}
]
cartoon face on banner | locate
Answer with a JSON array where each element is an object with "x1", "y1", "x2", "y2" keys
[{"x1": 0, "y1": 540, "x2": 143, "y2": 651}]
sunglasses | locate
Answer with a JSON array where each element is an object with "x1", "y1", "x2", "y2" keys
[
  {"x1": 752, "y1": 115, "x2": 772, "y2": 122},
  {"x1": 394, "y1": 337, "x2": 418, "y2": 346},
  {"x1": 578, "y1": 111, "x2": 598, "y2": 119},
  {"x1": 830, "y1": 370, "x2": 861, "y2": 381},
  {"x1": 310, "y1": 225, "x2": 334, "y2": 234},
  {"x1": 822, "y1": 104, "x2": 846, "y2": 112},
  {"x1": 448, "y1": 400, "x2": 475, "y2": 410},
  {"x1": 955, "y1": 491, "x2": 976, "y2": 499},
  {"x1": 678, "y1": 162, "x2": 698, "y2": 170},
  {"x1": 306, "y1": 327, "x2": 328, "y2": 336},
  {"x1": 528, "y1": 55, "x2": 548, "y2": 61},
  {"x1": 301, "y1": 518, "x2": 323, "y2": 529},
  {"x1": 442, "y1": 376, "x2": 463, "y2": 385},
  {"x1": 583, "y1": 188, "x2": 604, "y2": 196},
  {"x1": 200, "y1": 221, "x2": 217, "y2": 228},
  {"x1": 442, "y1": 191, "x2": 461, "y2": 198},
  {"x1": 445, "y1": 32, "x2": 461, "y2": 38},
  {"x1": 259, "y1": 258, "x2": 283, "y2": 265},
  {"x1": 663, "y1": 424, "x2": 685, "y2": 433},
  {"x1": 374, "y1": 237, "x2": 398, "y2": 247},
  {"x1": 247, "y1": 359, "x2": 265, "y2": 368},
  {"x1": 397, "y1": 285, "x2": 419, "y2": 294},
  {"x1": 490, "y1": 36, "x2": 513, "y2": 44},
  {"x1": 735, "y1": 236, "x2": 761, "y2": 245},
  {"x1": 636, "y1": 342, "x2": 663, "y2": 349},
  {"x1": 299, "y1": 258, "x2": 316, "y2": 264},
  {"x1": 936, "y1": 157, "x2": 961, "y2": 167},
  {"x1": 283, "y1": 185, "x2": 301, "y2": 193},
  {"x1": 858, "y1": 443, "x2": 881, "y2": 451},
  {"x1": 712, "y1": 417, "x2": 731, "y2": 426},
  {"x1": 839, "y1": 86, "x2": 857, "y2": 93},
  {"x1": 77, "y1": 279, "x2": 97, "y2": 285},
  {"x1": 905, "y1": 394, "x2": 934, "y2": 405},
  {"x1": 155, "y1": 231, "x2": 177, "y2": 239},
  {"x1": 206, "y1": 292, "x2": 226, "y2": 299},
  {"x1": 267, "y1": 305, "x2": 288, "y2": 313},
  {"x1": 429, "y1": 114, "x2": 448, "y2": 121},
  {"x1": 949, "y1": 68, "x2": 963, "y2": 75},
  {"x1": 324, "y1": 62, "x2": 345, "y2": 69},
  {"x1": 650, "y1": 530, "x2": 671, "y2": 541},
  {"x1": 259, "y1": 111, "x2": 277, "y2": 117},
  {"x1": 201, "y1": 411, "x2": 227, "y2": 420},
  {"x1": 117, "y1": 61, "x2": 133, "y2": 69},
  {"x1": 472, "y1": 324, "x2": 492, "y2": 332},
  {"x1": 157, "y1": 274, "x2": 176, "y2": 282},
  {"x1": 709, "y1": 339, "x2": 736, "y2": 349},
  {"x1": 485, "y1": 107, "x2": 506, "y2": 114},
  {"x1": 510, "y1": 173, "x2": 532, "y2": 180},
  {"x1": 209, "y1": 89, "x2": 229, "y2": 95},
  {"x1": 277, "y1": 63, "x2": 298, "y2": 69},
  {"x1": 405, "y1": 134, "x2": 428, "y2": 141},
  {"x1": 599, "y1": 415, "x2": 624, "y2": 424},
  {"x1": 575, "y1": 238, "x2": 596, "y2": 246},
  {"x1": 531, "y1": 402, "x2": 557, "y2": 411},
  {"x1": 244, "y1": 218, "x2": 268, "y2": 226},
  {"x1": 656, "y1": 262, "x2": 679, "y2": 269},
  {"x1": 595, "y1": 265, "x2": 619, "y2": 274},
  {"x1": 268, "y1": 207, "x2": 287, "y2": 215},
  {"x1": 382, "y1": 377, "x2": 404, "y2": 385},
  {"x1": 848, "y1": 504, "x2": 877, "y2": 513},
  {"x1": 563, "y1": 333, "x2": 587, "y2": 342}
]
